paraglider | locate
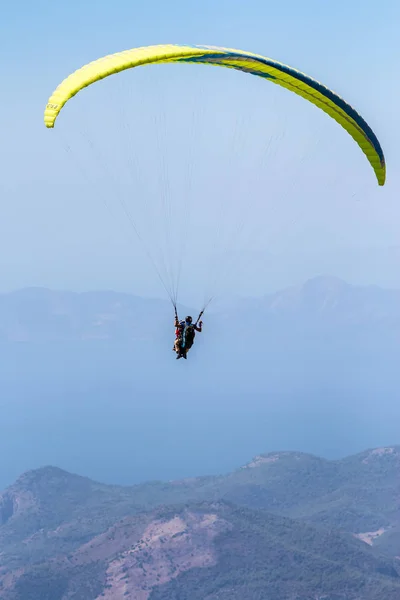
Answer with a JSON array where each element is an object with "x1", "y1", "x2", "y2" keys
[
  {"x1": 174, "y1": 313, "x2": 203, "y2": 359},
  {"x1": 44, "y1": 43, "x2": 386, "y2": 361}
]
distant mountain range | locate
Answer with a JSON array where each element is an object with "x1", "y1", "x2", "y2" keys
[
  {"x1": 1, "y1": 446, "x2": 399, "y2": 599},
  {"x1": 0, "y1": 275, "x2": 399, "y2": 342}
]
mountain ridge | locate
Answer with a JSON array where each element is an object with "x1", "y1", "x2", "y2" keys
[
  {"x1": 2, "y1": 446, "x2": 399, "y2": 545},
  {"x1": 1, "y1": 446, "x2": 400, "y2": 598},
  {"x1": 1, "y1": 275, "x2": 400, "y2": 342}
]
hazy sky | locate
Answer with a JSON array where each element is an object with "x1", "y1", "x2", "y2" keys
[
  {"x1": 1, "y1": 1, "x2": 400, "y2": 489},
  {"x1": 2, "y1": 0, "x2": 399, "y2": 305}
]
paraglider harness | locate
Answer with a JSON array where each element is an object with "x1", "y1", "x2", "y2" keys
[{"x1": 184, "y1": 324, "x2": 195, "y2": 349}]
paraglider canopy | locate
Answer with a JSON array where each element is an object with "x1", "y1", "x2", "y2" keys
[{"x1": 45, "y1": 43, "x2": 386, "y2": 186}]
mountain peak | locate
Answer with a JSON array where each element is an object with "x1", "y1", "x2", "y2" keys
[
  {"x1": 13, "y1": 465, "x2": 88, "y2": 488},
  {"x1": 302, "y1": 274, "x2": 348, "y2": 290},
  {"x1": 241, "y1": 450, "x2": 322, "y2": 469},
  {"x1": 359, "y1": 446, "x2": 400, "y2": 465}
]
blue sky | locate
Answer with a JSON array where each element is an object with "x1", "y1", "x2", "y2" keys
[{"x1": 1, "y1": 0, "x2": 399, "y2": 303}]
